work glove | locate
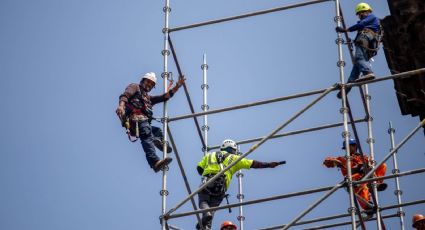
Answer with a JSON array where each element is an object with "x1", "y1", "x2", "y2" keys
[
  {"x1": 269, "y1": 162, "x2": 279, "y2": 168},
  {"x1": 335, "y1": 26, "x2": 346, "y2": 33},
  {"x1": 323, "y1": 157, "x2": 338, "y2": 168}
]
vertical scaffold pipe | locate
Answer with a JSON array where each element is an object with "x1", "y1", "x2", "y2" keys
[
  {"x1": 236, "y1": 169, "x2": 245, "y2": 230},
  {"x1": 363, "y1": 84, "x2": 383, "y2": 230},
  {"x1": 236, "y1": 145, "x2": 245, "y2": 230},
  {"x1": 201, "y1": 54, "x2": 209, "y2": 156},
  {"x1": 334, "y1": 0, "x2": 357, "y2": 228},
  {"x1": 161, "y1": 0, "x2": 171, "y2": 229},
  {"x1": 388, "y1": 122, "x2": 405, "y2": 230}
]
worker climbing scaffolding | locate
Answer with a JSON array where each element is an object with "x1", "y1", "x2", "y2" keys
[
  {"x1": 323, "y1": 138, "x2": 387, "y2": 218},
  {"x1": 195, "y1": 139, "x2": 285, "y2": 230},
  {"x1": 116, "y1": 72, "x2": 185, "y2": 172},
  {"x1": 336, "y1": 2, "x2": 382, "y2": 98}
]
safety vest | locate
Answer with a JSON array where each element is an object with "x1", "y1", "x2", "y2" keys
[{"x1": 198, "y1": 151, "x2": 253, "y2": 189}]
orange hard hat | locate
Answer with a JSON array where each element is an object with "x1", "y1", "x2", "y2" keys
[
  {"x1": 413, "y1": 214, "x2": 425, "y2": 227},
  {"x1": 221, "y1": 221, "x2": 237, "y2": 230}
]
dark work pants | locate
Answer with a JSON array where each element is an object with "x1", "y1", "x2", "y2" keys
[
  {"x1": 197, "y1": 189, "x2": 225, "y2": 230},
  {"x1": 138, "y1": 120, "x2": 164, "y2": 168}
]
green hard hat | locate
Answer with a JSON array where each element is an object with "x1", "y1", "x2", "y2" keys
[{"x1": 355, "y1": 2, "x2": 372, "y2": 14}]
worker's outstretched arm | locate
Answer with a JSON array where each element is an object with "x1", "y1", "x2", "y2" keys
[{"x1": 250, "y1": 160, "x2": 284, "y2": 169}]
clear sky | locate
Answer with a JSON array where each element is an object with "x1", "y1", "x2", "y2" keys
[{"x1": 1, "y1": 0, "x2": 424, "y2": 229}]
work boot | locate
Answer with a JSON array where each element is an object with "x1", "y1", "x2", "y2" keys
[
  {"x1": 362, "y1": 208, "x2": 375, "y2": 220},
  {"x1": 377, "y1": 183, "x2": 388, "y2": 192},
  {"x1": 153, "y1": 137, "x2": 173, "y2": 153},
  {"x1": 153, "y1": 157, "x2": 172, "y2": 173},
  {"x1": 355, "y1": 72, "x2": 375, "y2": 82},
  {"x1": 336, "y1": 87, "x2": 352, "y2": 99}
]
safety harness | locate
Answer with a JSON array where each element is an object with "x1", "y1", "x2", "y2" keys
[
  {"x1": 202, "y1": 152, "x2": 234, "y2": 196},
  {"x1": 118, "y1": 85, "x2": 154, "y2": 142},
  {"x1": 355, "y1": 26, "x2": 384, "y2": 59}
]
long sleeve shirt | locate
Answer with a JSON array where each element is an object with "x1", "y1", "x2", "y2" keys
[
  {"x1": 348, "y1": 13, "x2": 380, "y2": 33},
  {"x1": 119, "y1": 83, "x2": 171, "y2": 105}
]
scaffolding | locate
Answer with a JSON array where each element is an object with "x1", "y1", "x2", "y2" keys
[{"x1": 154, "y1": 0, "x2": 425, "y2": 229}]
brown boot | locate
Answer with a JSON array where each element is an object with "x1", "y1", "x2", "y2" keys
[{"x1": 153, "y1": 157, "x2": 172, "y2": 173}]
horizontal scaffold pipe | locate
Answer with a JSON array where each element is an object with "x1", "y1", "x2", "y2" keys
[
  {"x1": 259, "y1": 199, "x2": 425, "y2": 230},
  {"x1": 169, "y1": 0, "x2": 332, "y2": 32},
  {"x1": 169, "y1": 86, "x2": 337, "y2": 122},
  {"x1": 352, "y1": 167, "x2": 425, "y2": 185},
  {"x1": 161, "y1": 86, "x2": 335, "y2": 221},
  {"x1": 165, "y1": 167, "x2": 424, "y2": 221},
  {"x1": 208, "y1": 118, "x2": 366, "y2": 150},
  {"x1": 302, "y1": 213, "x2": 399, "y2": 230},
  {"x1": 168, "y1": 69, "x2": 425, "y2": 122},
  {"x1": 166, "y1": 184, "x2": 341, "y2": 220},
  {"x1": 347, "y1": 68, "x2": 425, "y2": 88},
  {"x1": 360, "y1": 119, "x2": 425, "y2": 182}
]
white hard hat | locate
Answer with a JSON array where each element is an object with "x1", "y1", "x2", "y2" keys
[
  {"x1": 141, "y1": 72, "x2": 157, "y2": 84},
  {"x1": 221, "y1": 139, "x2": 237, "y2": 151}
]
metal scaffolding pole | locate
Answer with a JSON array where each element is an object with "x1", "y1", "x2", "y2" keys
[
  {"x1": 333, "y1": 0, "x2": 356, "y2": 228},
  {"x1": 167, "y1": 183, "x2": 341, "y2": 220},
  {"x1": 168, "y1": 35, "x2": 207, "y2": 149},
  {"x1": 161, "y1": 86, "x2": 335, "y2": 221},
  {"x1": 237, "y1": 168, "x2": 245, "y2": 229},
  {"x1": 208, "y1": 118, "x2": 366, "y2": 150},
  {"x1": 161, "y1": 0, "x2": 171, "y2": 229},
  {"x1": 167, "y1": 127, "x2": 204, "y2": 230},
  {"x1": 165, "y1": 168, "x2": 425, "y2": 220},
  {"x1": 388, "y1": 122, "x2": 405, "y2": 230},
  {"x1": 201, "y1": 54, "x2": 209, "y2": 155},
  {"x1": 169, "y1": 0, "x2": 332, "y2": 32},
  {"x1": 361, "y1": 119, "x2": 425, "y2": 181},
  {"x1": 234, "y1": 144, "x2": 245, "y2": 230},
  {"x1": 363, "y1": 84, "x2": 383, "y2": 229},
  {"x1": 168, "y1": 68, "x2": 425, "y2": 123},
  {"x1": 281, "y1": 120, "x2": 425, "y2": 229},
  {"x1": 303, "y1": 213, "x2": 399, "y2": 230},
  {"x1": 259, "y1": 196, "x2": 425, "y2": 230}
]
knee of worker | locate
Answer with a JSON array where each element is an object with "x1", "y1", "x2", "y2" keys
[
  {"x1": 375, "y1": 163, "x2": 387, "y2": 183},
  {"x1": 139, "y1": 123, "x2": 153, "y2": 138},
  {"x1": 377, "y1": 163, "x2": 387, "y2": 177},
  {"x1": 151, "y1": 126, "x2": 164, "y2": 138}
]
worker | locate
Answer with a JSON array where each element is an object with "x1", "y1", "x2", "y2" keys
[
  {"x1": 196, "y1": 139, "x2": 284, "y2": 230},
  {"x1": 413, "y1": 214, "x2": 425, "y2": 230},
  {"x1": 323, "y1": 138, "x2": 387, "y2": 214},
  {"x1": 336, "y1": 2, "x2": 381, "y2": 98},
  {"x1": 220, "y1": 221, "x2": 237, "y2": 230},
  {"x1": 116, "y1": 72, "x2": 185, "y2": 172}
]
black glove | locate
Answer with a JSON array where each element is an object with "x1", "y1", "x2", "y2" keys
[{"x1": 335, "y1": 26, "x2": 346, "y2": 33}]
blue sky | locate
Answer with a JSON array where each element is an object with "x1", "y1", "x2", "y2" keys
[{"x1": 1, "y1": 0, "x2": 424, "y2": 229}]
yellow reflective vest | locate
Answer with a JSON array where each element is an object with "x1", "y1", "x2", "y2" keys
[{"x1": 197, "y1": 151, "x2": 253, "y2": 189}]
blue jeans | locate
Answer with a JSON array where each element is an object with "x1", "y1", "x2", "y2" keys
[
  {"x1": 138, "y1": 121, "x2": 164, "y2": 168},
  {"x1": 347, "y1": 33, "x2": 373, "y2": 83}
]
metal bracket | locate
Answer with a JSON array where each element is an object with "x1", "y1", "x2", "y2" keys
[
  {"x1": 337, "y1": 60, "x2": 346, "y2": 67},
  {"x1": 335, "y1": 38, "x2": 345, "y2": 45},
  {"x1": 201, "y1": 84, "x2": 209, "y2": 90},
  {"x1": 341, "y1": 131, "x2": 350, "y2": 138},
  {"x1": 237, "y1": 216, "x2": 246, "y2": 221},
  {"x1": 161, "y1": 49, "x2": 170, "y2": 56},
  {"x1": 160, "y1": 189, "x2": 170, "y2": 196},
  {"x1": 163, "y1": 6, "x2": 171, "y2": 13},
  {"x1": 201, "y1": 64, "x2": 209, "y2": 70}
]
